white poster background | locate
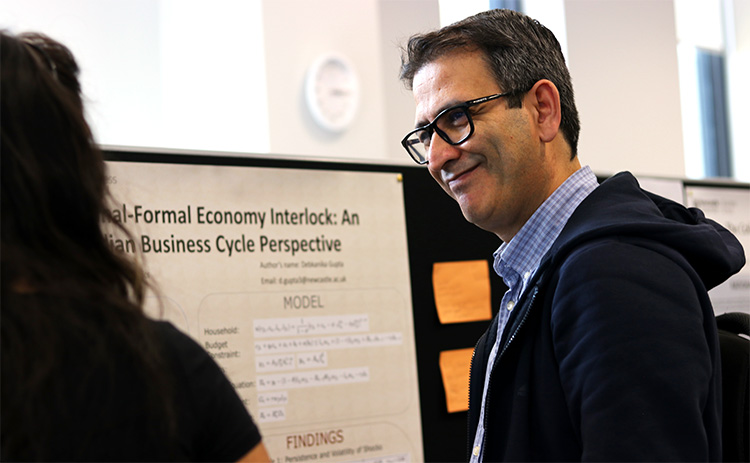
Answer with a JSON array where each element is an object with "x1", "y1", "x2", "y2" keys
[
  {"x1": 685, "y1": 186, "x2": 750, "y2": 315},
  {"x1": 105, "y1": 160, "x2": 423, "y2": 462}
]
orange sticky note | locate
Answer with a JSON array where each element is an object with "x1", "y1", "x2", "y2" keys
[
  {"x1": 432, "y1": 260, "x2": 492, "y2": 324},
  {"x1": 439, "y1": 348, "x2": 474, "y2": 413}
]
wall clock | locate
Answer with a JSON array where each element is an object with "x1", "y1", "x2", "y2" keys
[{"x1": 304, "y1": 53, "x2": 360, "y2": 133}]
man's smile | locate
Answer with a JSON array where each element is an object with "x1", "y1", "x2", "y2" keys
[{"x1": 442, "y1": 161, "x2": 481, "y2": 192}]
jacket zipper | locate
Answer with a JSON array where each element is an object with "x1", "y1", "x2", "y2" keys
[
  {"x1": 497, "y1": 287, "x2": 538, "y2": 360},
  {"x1": 467, "y1": 342, "x2": 478, "y2": 459},
  {"x1": 479, "y1": 286, "x2": 539, "y2": 457}
]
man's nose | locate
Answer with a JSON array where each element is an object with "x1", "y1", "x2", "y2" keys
[{"x1": 426, "y1": 133, "x2": 461, "y2": 169}]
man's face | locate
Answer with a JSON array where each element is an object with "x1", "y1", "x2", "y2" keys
[{"x1": 412, "y1": 50, "x2": 554, "y2": 241}]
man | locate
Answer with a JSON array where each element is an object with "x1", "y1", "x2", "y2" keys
[{"x1": 399, "y1": 9, "x2": 745, "y2": 462}]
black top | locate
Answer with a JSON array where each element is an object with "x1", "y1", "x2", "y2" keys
[
  {"x1": 3, "y1": 318, "x2": 261, "y2": 462},
  {"x1": 156, "y1": 321, "x2": 262, "y2": 461}
]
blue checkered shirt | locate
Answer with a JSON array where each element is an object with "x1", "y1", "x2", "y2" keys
[{"x1": 470, "y1": 165, "x2": 599, "y2": 462}]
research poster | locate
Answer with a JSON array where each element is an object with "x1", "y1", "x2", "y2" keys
[
  {"x1": 105, "y1": 160, "x2": 423, "y2": 463},
  {"x1": 685, "y1": 185, "x2": 750, "y2": 315}
]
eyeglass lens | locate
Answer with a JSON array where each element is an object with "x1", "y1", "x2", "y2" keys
[{"x1": 404, "y1": 106, "x2": 472, "y2": 164}]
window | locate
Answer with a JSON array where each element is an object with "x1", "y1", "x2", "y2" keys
[{"x1": 675, "y1": 0, "x2": 739, "y2": 179}]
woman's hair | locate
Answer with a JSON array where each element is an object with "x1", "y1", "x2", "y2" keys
[
  {"x1": 1, "y1": 31, "x2": 174, "y2": 459},
  {"x1": 400, "y1": 8, "x2": 580, "y2": 158}
]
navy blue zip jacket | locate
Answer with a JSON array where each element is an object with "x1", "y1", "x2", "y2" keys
[{"x1": 468, "y1": 172, "x2": 745, "y2": 462}]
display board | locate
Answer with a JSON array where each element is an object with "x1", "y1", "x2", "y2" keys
[{"x1": 103, "y1": 152, "x2": 435, "y2": 463}]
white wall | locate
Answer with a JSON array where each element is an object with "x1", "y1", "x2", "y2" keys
[
  {"x1": 261, "y1": 0, "x2": 389, "y2": 161},
  {"x1": 0, "y1": 0, "x2": 161, "y2": 147},
  {"x1": 158, "y1": 0, "x2": 269, "y2": 154},
  {"x1": 1, "y1": 0, "x2": 747, "y2": 180},
  {"x1": 379, "y1": 0, "x2": 442, "y2": 164},
  {"x1": 726, "y1": 0, "x2": 750, "y2": 182},
  {"x1": 0, "y1": 0, "x2": 269, "y2": 154},
  {"x1": 565, "y1": 0, "x2": 685, "y2": 179}
]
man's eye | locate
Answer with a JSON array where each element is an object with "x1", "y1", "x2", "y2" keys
[
  {"x1": 443, "y1": 107, "x2": 469, "y2": 127},
  {"x1": 418, "y1": 129, "x2": 433, "y2": 145}
]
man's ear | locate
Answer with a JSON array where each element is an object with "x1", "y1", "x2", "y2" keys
[{"x1": 529, "y1": 79, "x2": 562, "y2": 143}]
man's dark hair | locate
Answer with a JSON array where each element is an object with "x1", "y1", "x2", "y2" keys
[{"x1": 400, "y1": 9, "x2": 580, "y2": 157}]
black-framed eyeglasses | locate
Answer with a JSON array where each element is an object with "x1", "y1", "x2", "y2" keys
[{"x1": 401, "y1": 91, "x2": 518, "y2": 165}]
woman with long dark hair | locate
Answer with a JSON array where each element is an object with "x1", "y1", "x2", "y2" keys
[{"x1": 0, "y1": 31, "x2": 270, "y2": 462}]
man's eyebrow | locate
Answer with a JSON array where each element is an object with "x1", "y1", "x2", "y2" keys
[{"x1": 414, "y1": 117, "x2": 430, "y2": 129}]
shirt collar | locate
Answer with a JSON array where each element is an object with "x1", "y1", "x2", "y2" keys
[{"x1": 493, "y1": 166, "x2": 599, "y2": 285}]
